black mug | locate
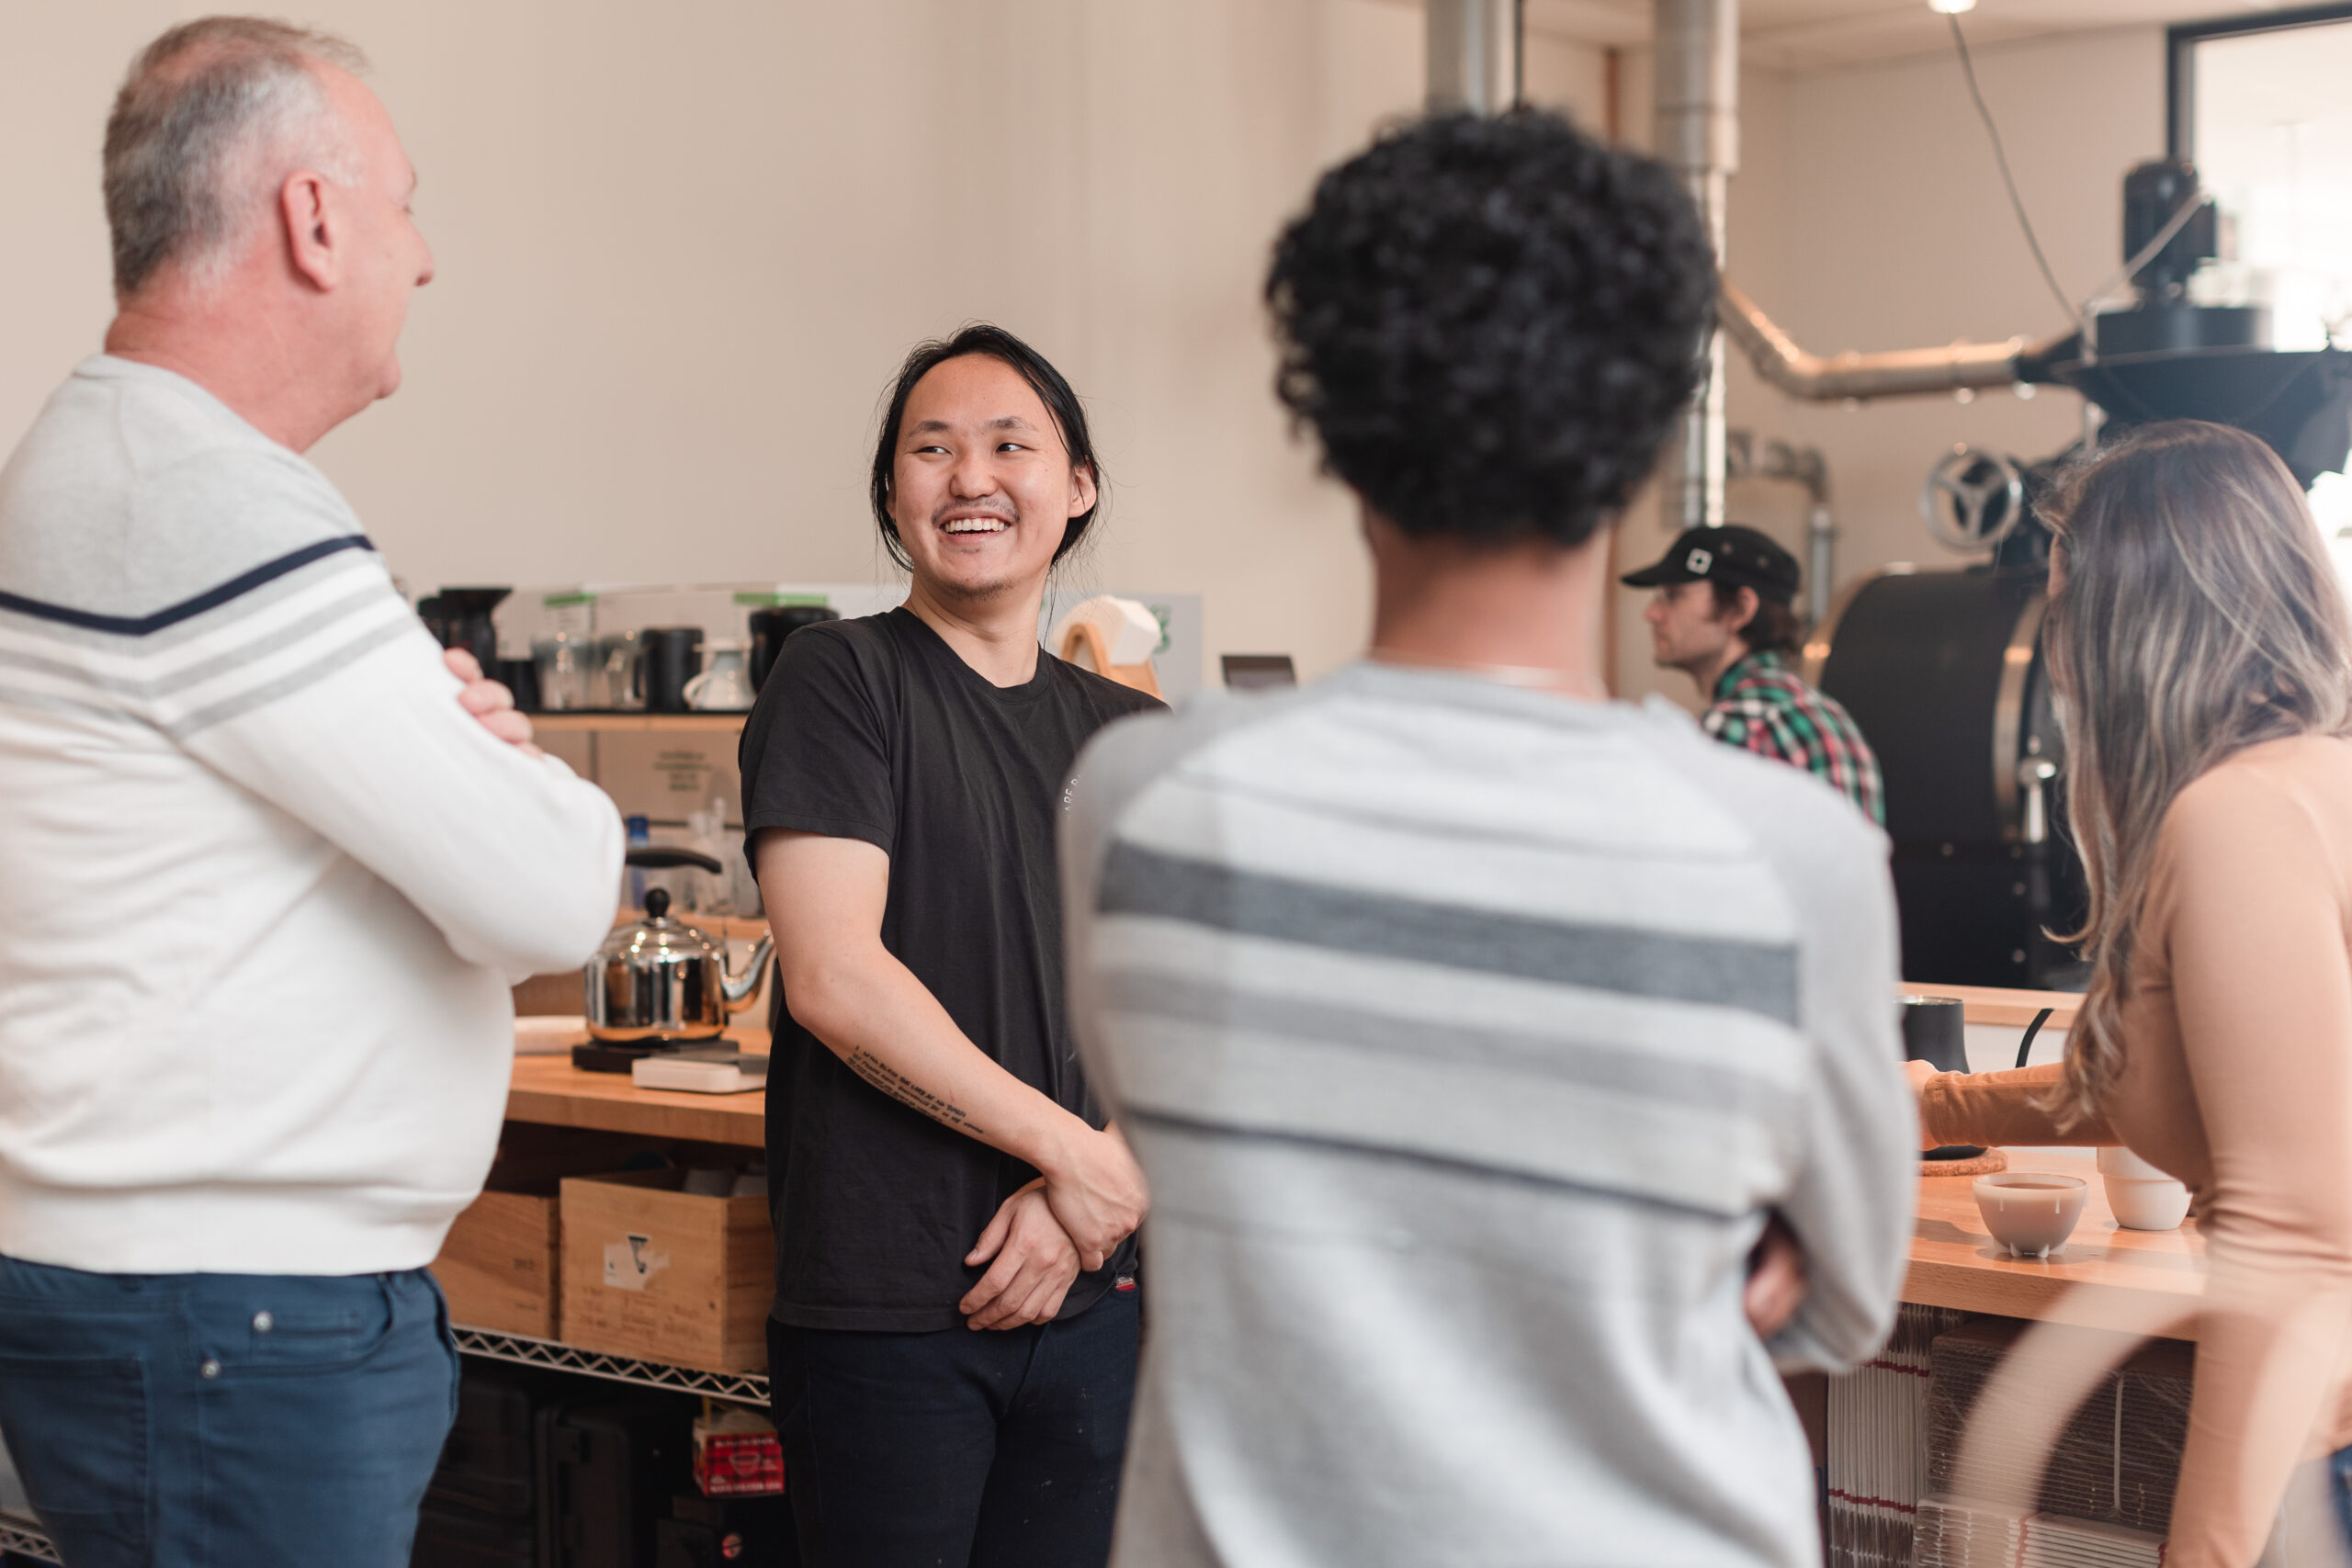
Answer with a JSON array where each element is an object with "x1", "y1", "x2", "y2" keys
[
  {"x1": 1899, "y1": 995, "x2": 1967, "y2": 1073},
  {"x1": 1902, "y1": 995, "x2": 1983, "y2": 1161},
  {"x1": 642, "y1": 627, "x2": 705, "y2": 714},
  {"x1": 496, "y1": 658, "x2": 541, "y2": 715},
  {"x1": 749, "y1": 605, "x2": 841, "y2": 692}
]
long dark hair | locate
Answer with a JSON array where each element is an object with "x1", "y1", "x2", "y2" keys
[
  {"x1": 2041, "y1": 421, "x2": 2352, "y2": 1125},
  {"x1": 867, "y1": 323, "x2": 1104, "y2": 571}
]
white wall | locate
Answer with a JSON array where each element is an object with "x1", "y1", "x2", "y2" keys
[
  {"x1": 0, "y1": 7, "x2": 2170, "y2": 693},
  {"x1": 0, "y1": 0, "x2": 1428, "y2": 684}
]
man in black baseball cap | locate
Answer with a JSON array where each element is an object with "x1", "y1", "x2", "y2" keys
[{"x1": 1622, "y1": 525, "x2": 1884, "y2": 822}]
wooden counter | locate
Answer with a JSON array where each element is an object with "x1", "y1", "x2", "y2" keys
[
  {"x1": 505, "y1": 983, "x2": 2080, "y2": 1142},
  {"x1": 507, "y1": 1027, "x2": 767, "y2": 1148},
  {"x1": 1906, "y1": 1148, "x2": 2202, "y2": 1334},
  {"x1": 504, "y1": 985, "x2": 2171, "y2": 1329}
]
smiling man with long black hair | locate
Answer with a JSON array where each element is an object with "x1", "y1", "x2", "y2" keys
[{"x1": 739, "y1": 324, "x2": 1159, "y2": 1568}]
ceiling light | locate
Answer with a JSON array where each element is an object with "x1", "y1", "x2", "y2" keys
[{"x1": 1928, "y1": 0, "x2": 1977, "y2": 12}]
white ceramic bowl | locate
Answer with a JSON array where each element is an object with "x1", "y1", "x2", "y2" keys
[
  {"x1": 2102, "y1": 1177, "x2": 2191, "y2": 1231},
  {"x1": 1973, "y1": 1171, "x2": 2087, "y2": 1258},
  {"x1": 2095, "y1": 1148, "x2": 2190, "y2": 1231}
]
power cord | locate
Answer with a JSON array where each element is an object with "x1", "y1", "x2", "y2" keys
[
  {"x1": 2015, "y1": 1006, "x2": 2055, "y2": 1069},
  {"x1": 1948, "y1": 13, "x2": 2079, "y2": 328},
  {"x1": 2083, "y1": 185, "x2": 2208, "y2": 313}
]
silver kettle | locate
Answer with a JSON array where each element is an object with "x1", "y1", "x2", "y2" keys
[{"x1": 584, "y1": 854, "x2": 773, "y2": 1042}]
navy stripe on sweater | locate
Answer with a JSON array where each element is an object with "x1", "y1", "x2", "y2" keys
[{"x1": 0, "y1": 536, "x2": 377, "y2": 637}]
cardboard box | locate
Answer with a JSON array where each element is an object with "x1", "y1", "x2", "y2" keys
[
  {"x1": 560, "y1": 1170, "x2": 772, "y2": 1373},
  {"x1": 433, "y1": 1189, "x2": 561, "y2": 1338},
  {"x1": 594, "y1": 729, "x2": 743, "y2": 829},
  {"x1": 430, "y1": 1126, "x2": 665, "y2": 1339},
  {"x1": 694, "y1": 1408, "x2": 786, "y2": 1496}
]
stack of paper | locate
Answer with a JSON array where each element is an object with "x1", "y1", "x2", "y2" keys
[
  {"x1": 632, "y1": 1048, "x2": 768, "y2": 1094},
  {"x1": 1925, "y1": 1321, "x2": 2191, "y2": 1534},
  {"x1": 1825, "y1": 1304, "x2": 1973, "y2": 1568},
  {"x1": 1915, "y1": 1492, "x2": 2166, "y2": 1568}
]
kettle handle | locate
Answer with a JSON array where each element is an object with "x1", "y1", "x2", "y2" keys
[{"x1": 626, "y1": 846, "x2": 724, "y2": 874}]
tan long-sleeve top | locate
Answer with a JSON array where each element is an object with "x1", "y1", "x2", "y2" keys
[{"x1": 1920, "y1": 735, "x2": 2352, "y2": 1568}]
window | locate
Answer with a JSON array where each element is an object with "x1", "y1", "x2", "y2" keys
[{"x1": 2171, "y1": 6, "x2": 2352, "y2": 352}]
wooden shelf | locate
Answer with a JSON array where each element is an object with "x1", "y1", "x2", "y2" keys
[{"x1": 530, "y1": 712, "x2": 748, "y2": 733}]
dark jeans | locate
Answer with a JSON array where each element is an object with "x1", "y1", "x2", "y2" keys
[
  {"x1": 769, "y1": 1285, "x2": 1140, "y2": 1568},
  {"x1": 0, "y1": 1254, "x2": 458, "y2": 1568},
  {"x1": 2335, "y1": 1443, "x2": 2352, "y2": 1552}
]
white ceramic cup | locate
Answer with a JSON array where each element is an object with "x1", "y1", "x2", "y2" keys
[
  {"x1": 1972, "y1": 1171, "x2": 2087, "y2": 1258},
  {"x1": 2096, "y1": 1145, "x2": 2191, "y2": 1231},
  {"x1": 684, "y1": 640, "x2": 755, "y2": 712}
]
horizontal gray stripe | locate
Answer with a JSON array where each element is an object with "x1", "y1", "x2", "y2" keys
[
  {"x1": 163, "y1": 615, "x2": 413, "y2": 738},
  {"x1": 1098, "y1": 965, "x2": 1801, "y2": 1121},
  {"x1": 0, "y1": 644, "x2": 132, "y2": 696},
  {"x1": 1124, "y1": 1107, "x2": 1736, "y2": 1219},
  {"x1": 1099, "y1": 840, "x2": 1800, "y2": 1025},
  {"x1": 0, "y1": 681, "x2": 146, "y2": 728},
  {"x1": 141, "y1": 584, "x2": 393, "y2": 695}
]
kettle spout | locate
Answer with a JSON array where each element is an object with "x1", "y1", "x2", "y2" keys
[{"x1": 722, "y1": 932, "x2": 776, "y2": 1012}]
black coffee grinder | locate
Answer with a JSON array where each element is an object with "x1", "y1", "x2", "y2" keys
[
  {"x1": 417, "y1": 586, "x2": 511, "y2": 674},
  {"x1": 1901, "y1": 995, "x2": 1984, "y2": 1162}
]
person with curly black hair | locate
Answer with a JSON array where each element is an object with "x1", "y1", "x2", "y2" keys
[{"x1": 1059, "y1": 110, "x2": 1915, "y2": 1568}]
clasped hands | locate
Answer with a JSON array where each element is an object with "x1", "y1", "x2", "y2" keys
[
  {"x1": 959, "y1": 1122, "x2": 1147, "y2": 1331},
  {"x1": 951, "y1": 1124, "x2": 1808, "y2": 1338}
]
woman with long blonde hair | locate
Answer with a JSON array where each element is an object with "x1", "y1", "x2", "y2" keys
[{"x1": 1912, "y1": 419, "x2": 2352, "y2": 1565}]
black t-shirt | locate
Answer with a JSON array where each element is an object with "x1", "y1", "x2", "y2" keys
[{"x1": 739, "y1": 608, "x2": 1162, "y2": 1331}]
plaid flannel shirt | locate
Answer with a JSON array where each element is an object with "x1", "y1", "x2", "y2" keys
[{"x1": 1702, "y1": 649, "x2": 1885, "y2": 825}]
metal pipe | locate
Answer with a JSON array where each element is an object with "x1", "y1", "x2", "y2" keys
[
  {"x1": 1726, "y1": 432, "x2": 1837, "y2": 625},
  {"x1": 1427, "y1": 0, "x2": 1521, "y2": 115},
  {"x1": 1806, "y1": 502, "x2": 1836, "y2": 626},
  {"x1": 1654, "y1": 0, "x2": 1738, "y2": 530},
  {"x1": 1719, "y1": 276, "x2": 2074, "y2": 401}
]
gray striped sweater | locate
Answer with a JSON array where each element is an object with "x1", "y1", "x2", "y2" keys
[{"x1": 1062, "y1": 660, "x2": 1915, "y2": 1568}]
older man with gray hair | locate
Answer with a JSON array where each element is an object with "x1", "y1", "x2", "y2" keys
[{"x1": 0, "y1": 18, "x2": 620, "y2": 1567}]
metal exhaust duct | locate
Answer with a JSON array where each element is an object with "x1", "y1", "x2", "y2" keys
[
  {"x1": 1649, "y1": 0, "x2": 2063, "y2": 524},
  {"x1": 1654, "y1": 0, "x2": 1738, "y2": 530},
  {"x1": 1427, "y1": 0, "x2": 1521, "y2": 114},
  {"x1": 1720, "y1": 280, "x2": 2074, "y2": 400}
]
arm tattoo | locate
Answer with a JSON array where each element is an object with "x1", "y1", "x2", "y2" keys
[{"x1": 845, "y1": 1048, "x2": 986, "y2": 1135}]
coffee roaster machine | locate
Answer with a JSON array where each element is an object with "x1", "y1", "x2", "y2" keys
[{"x1": 1777, "y1": 162, "x2": 2352, "y2": 988}]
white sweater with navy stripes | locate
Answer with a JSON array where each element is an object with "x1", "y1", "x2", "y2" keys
[{"x1": 0, "y1": 355, "x2": 622, "y2": 1276}]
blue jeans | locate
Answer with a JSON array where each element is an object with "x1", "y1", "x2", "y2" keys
[
  {"x1": 0, "y1": 1254, "x2": 459, "y2": 1568},
  {"x1": 769, "y1": 1284, "x2": 1140, "y2": 1568},
  {"x1": 2335, "y1": 1444, "x2": 2352, "y2": 1552}
]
